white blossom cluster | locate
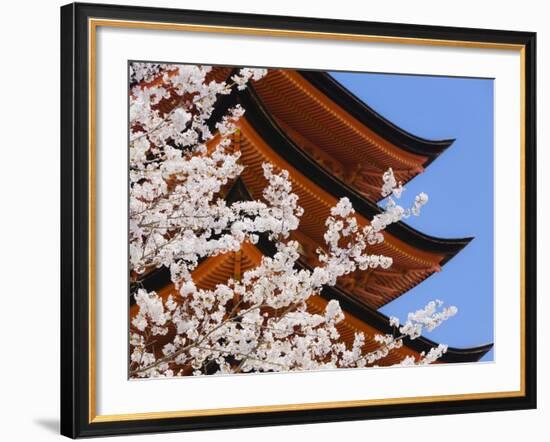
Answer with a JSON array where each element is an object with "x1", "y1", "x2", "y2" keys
[
  {"x1": 128, "y1": 62, "x2": 457, "y2": 378},
  {"x1": 130, "y1": 63, "x2": 165, "y2": 85},
  {"x1": 398, "y1": 300, "x2": 458, "y2": 339}
]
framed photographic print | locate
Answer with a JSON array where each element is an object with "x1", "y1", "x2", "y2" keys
[{"x1": 60, "y1": 2, "x2": 537, "y2": 438}]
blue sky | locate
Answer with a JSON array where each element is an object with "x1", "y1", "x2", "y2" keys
[{"x1": 330, "y1": 71, "x2": 494, "y2": 361}]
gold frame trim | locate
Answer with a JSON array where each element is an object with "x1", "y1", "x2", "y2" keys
[{"x1": 88, "y1": 18, "x2": 527, "y2": 424}]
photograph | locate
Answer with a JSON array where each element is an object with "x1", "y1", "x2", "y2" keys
[
  {"x1": 128, "y1": 62, "x2": 494, "y2": 379},
  {"x1": 56, "y1": 3, "x2": 537, "y2": 437}
]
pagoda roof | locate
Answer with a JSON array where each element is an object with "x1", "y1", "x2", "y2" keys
[
  {"x1": 248, "y1": 69, "x2": 454, "y2": 201},
  {"x1": 298, "y1": 70, "x2": 454, "y2": 160},
  {"x1": 132, "y1": 239, "x2": 492, "y2": 365},
  {"x1": 212, "y1": 66, "x2": 452, "y2": 160}
]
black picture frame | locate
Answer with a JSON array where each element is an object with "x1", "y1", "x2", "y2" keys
[{"x1": 61, "y1": 2, "x2": 537, "y2": 438}]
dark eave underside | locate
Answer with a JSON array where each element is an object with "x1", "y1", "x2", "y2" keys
[{"x1": 298, "y1": 70, "x2": 455, "y2": 163}]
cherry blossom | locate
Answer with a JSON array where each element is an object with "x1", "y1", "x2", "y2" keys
[{"x1": 128, "y1": 62, "x2": 456, "y2": 378}]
